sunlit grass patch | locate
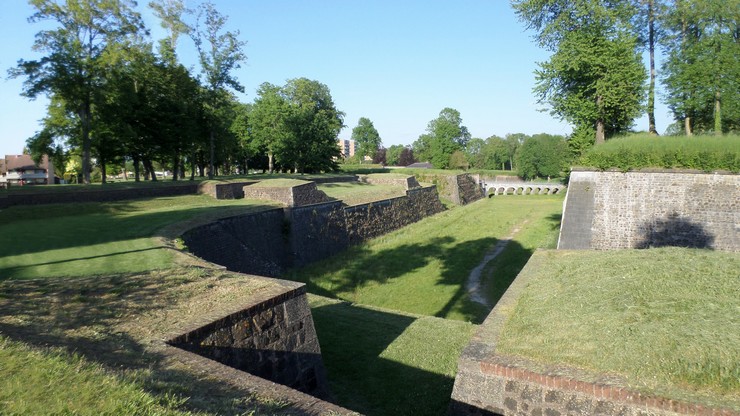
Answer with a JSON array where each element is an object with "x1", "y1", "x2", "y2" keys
[{"x1": 497, "y1": 248, "x2": 740, "y2": 410}]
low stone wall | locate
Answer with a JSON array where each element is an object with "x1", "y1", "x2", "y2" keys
[
  {"x1": 357, "y1": 174, "x2": 421, "y2": 190},
  {"x1": 182, "y1": 185, "x2": 445, "y2": 273},
  {"x1": 558, "y1": 170, "x2": 739, "y2": 251},
  {"x1": 242, "y1": 181, "x2": 331, "y2": 207},
  {"x1": 345, "y1": 185, "x2": 445, "y2": 244},
  {"x1": 167, "y1": 281, "x2": 331, "y2": 399},
  {"x1": 0, "y1": 182, "x2": 199, "y2": 208},
  {"x1": 198, "y1": 181, "x2": 258, "y2": 199},
  {"x1": 181, "y1": 209, "x2": 287, "y2": 277},
  {"x1": 450, "y1": 251, "x2": 738, "y2": 416},
  {"x1": 448, "y1": 174, "x2": 484, "y2": 205}
]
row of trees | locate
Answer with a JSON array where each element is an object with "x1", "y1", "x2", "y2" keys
[
  {"x1": 11, "y1": 0, "x2": 347, "y2": 184},
  {"x1": 512, "y1": 0, "x2": 740, "y2": 142}
]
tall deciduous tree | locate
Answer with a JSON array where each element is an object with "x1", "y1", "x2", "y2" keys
[
  {"x1": 192, "y1": 1, "x2": 246, "y2": 179},
  {"x1": 149, "y1": 0, "x2": 189, "y2": 64},
  {"x1": 350, "y1": 117, "x2": 382, "y2": 163},
  {"x1": 513, "y1": 0, "x2": 646, "y2": 144},
  {"x1": 10, "y1": 0, "x2": 145, "y2": 184},
  {"x1": 661, "y1": 0, "x2": 740, "y2": 135},
  {"x1": 413, "y1": 107, "x2": 471, "y2": 169}
]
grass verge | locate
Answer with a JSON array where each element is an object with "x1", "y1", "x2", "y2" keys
[
  {"x1": 496, "y1": 248, "x2": 740, "y2": 410},
  {"x1": 317, "y1": 182, "x2": 407, "y2": 206},
  {"x1": 286, "y1": 195, "x2": 564, "y2": 323},
  {"x1": 0, "y1": 195, "x2": 278, "y2": 280},
  {"x1": 309, "y1": 295, "x2": 476, "y2": 416}
]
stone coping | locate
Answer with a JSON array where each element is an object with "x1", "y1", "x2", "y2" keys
[
  {"x1": 160, "y1": 274, "x2": 355, "y2": 415},
  {"x1": 459, "y1": 250, "x2": 739, "y2": 416},
  {"x1": 570, "y1": 166, "x2": 738, "y2": 175}
]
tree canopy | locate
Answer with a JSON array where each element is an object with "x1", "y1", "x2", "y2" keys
[
  {"x1": 413, "y1": 108, "x2": 471, "y2": 168},
  {"x1": 350, "y1": 117, "x2": 382, "y2": 162}
]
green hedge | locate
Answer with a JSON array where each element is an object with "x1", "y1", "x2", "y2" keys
[{"x1": 578, "y1": 135, "x2": 740, "y2": 173}]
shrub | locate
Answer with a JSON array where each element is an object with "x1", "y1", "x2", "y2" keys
[{"x1": 578, "y1": 134, "x2": 740, "y2": 172}]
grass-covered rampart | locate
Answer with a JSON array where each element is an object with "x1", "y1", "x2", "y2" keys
[
  {"x1": 497, "y1": 248, "x2": 740, "y2": 411},
  {"x1": 578, "y1": 134, "x2": 740, "y2": 172}
]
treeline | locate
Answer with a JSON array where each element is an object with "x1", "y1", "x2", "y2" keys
[
  {"x1": 11, "y1": 0, "x2": 343, "y2": 184},
  {"x1": 513, "y1": 0, "x2": 740, "y2": 143}
]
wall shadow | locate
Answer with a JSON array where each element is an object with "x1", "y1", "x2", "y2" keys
[
  {"x1": 0, "y1": 272, "x2": 317, "y2": 415},
  {"x1": 311, "y1": 301, "x2": 459, "y2": 416},
  {"x1": 637, "y1": 213, "x2": 715, "y2": 249}
]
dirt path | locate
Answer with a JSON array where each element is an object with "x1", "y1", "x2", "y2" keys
[{"x1": 466, "y1": 221, "x2": 528, "y2": 308}]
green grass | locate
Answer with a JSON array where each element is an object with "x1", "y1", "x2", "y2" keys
[
  {"x1": 317, "y1": 182, "x2": 407, "y2": 206},
  {"x1": 496, "y1": 248, "x2": 740, "y2": 410},
  {"x1": 579, "y1": 134, "x2": 740, "y2": 172},
  {"x1": 0, "y1": 337, "x2": 192, "y2": 415},
  {"x1": 0, "y1": 195, "x2": 278, "y2": 280},
  {"x1": 309, "y1": 295, "x2": 476, "y2": 416},
  {"x1": 286, "y1": 195, "x2": 564, "y2": 323}
]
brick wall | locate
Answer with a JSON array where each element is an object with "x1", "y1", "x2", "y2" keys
[
  {"x1": 357, "y1": 174, "x2": 421, "y2": 190},
  {"x1": 448, "y1": 174, "x2": 485, "y2": 205},
  {"x1": 198, "y1": 181, "x2": 258, "y2": 199},
  {"x1": 559, "y1": 170, "x2": 739, "y2": 251},
  {"x1": 242, "y1": 181, "x2": 331, "y2": 207}
]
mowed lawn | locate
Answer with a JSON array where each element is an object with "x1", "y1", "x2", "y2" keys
[
  {"x1": 285, "y1": 195, "x2": 565, "y2": 323},
  {"x1": 497, "y1": 248, "x2": 740, "y2": 411},
  {"x1": 0, "y1": 195, "x2": 280, "y2": 280}
]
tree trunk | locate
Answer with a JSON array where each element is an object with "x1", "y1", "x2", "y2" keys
[
  {"x1": 268, "y1": 151, "x2": 274, "y2": 174},
  {"x1": 595, "y1": 95, "x2": 605, "y2": 144},
  {"x1": 100, "y1": 157, "x2": 106, "y2": 184},
  {"x1": 144, "y1": 158, "x2": 157, "y2": 182},
  {"x1": 133, "y1": 156, "x2": 141, "y2": 182},
  {"x1": 209, "y1": 130, "x2": 215, "y2": 179},
  {"x1": 172, "y1": 151, "x2": 179, "y2": 181},
  {"x1": 80, "y1": 101, "x2": 92, "y2": 184},
  {"x1": 714, "y1": 90, "x2": 722, "y2": 135},
  {"x1": 647, "y1": 0, "x2": 658, "y2": 135},
  {"x1": 685, "y1": 117, "x2": 693, "y2": 136},
  {"x1": 190, "y1": 152, "x2": 196, "y2": 180}
]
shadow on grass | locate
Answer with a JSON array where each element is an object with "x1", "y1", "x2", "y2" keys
[
  {"x1": 0, "y1": 272, "x2": 301, "y2": 415},
  {"x1": 0, "y1": 201, "x2": 278, "y2": 280},
  {"x1": 311, "y1": 301, "x2": 457, "y2": 416}
]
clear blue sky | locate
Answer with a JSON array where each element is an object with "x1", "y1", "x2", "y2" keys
[{"x1": 0, "y1": 0, "x2": 673, "y2": 155}]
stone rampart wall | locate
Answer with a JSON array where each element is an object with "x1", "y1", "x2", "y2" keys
[
  {"x1": 167, "y1": 281, "x2": 331, "y2": 399},
  {"x1": 448, "y1": 174, "x2": 484, "y2": 205},
  {"x1": 0, "y1": 182, "x2": 199, "y2": 208},
  {"x1": 182, "y1": 209, "x2": 286, "y2": 277},
  {"x1": 182, "y1": 186, "x2": 445, "y2": 274},
  {"x1": 287, "y1": 201, "x2": 350, "y2": 268},
  {"x1": 242, "y1": 181, "x2": 331, "y2": 207},
  {"x1": 358, "y1": 174, "x2": 421, "y2": 189},
  {"x1": 198, "y1": 181, "x2": 258, "y2": 199},
  {"x1": 558, "y1": 170, "x2": 739, "y2": 251}
]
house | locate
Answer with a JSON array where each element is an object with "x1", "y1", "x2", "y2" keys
[{"x1": 0, "y1": 154, "x2": 56, "y2": 188}]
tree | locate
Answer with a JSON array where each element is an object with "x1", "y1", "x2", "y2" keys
[
  {"x1": 515, "y1": 134, "x2": 569, "y2": 180},
  {"x1": 351, "y1": 117, "x2": 382, "y2": 163},
  {"x1": 249, "y1": 79, "x2": 344, "y2": 173},
  {"x1": 513, "y1": 0, "x2": 647, "y2": 144},
  {"x1": 412, "y1": 108, "x2": 471, "y2": 168},
  {"x1": 386, "y1": 144, "x2": 405, "y2": 166},
  {"x1": 192, "y1": 1, "x2": 246, "y2": 178},
  {"x1": 149, "y1": 0, "x2": 190, "y2": 64},
  {"x1": 10, "y1": 0, "x2": 146, "y2": 184},
  {"x1": 372, "y1": 147, "x2": 387, "y2": 165},
  {"x1": 661, "y1": 0, "x2": 740, "y2": 135},
  {"x1": 398, "y1": 147, "x2": 416, "y2": 166}
]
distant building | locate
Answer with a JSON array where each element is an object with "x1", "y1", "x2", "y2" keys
[
  {"x1": 337, "y1": 139, "x2": 357, "y2": 159},
  {"x1": 0, "y1": 154, "x2": 56, "y2": 188}
]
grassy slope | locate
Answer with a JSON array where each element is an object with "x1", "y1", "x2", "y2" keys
[
  {"x1": 497, "y1": 248, "x2": 740, "y2": 410},
  {"x1": 317, "y1": 182, "x2": 406, "y2": 206},
  {"x1": 0, "y1": 195, "x2": 277, "y2": 280},
  {"x1": 310, "y1": 296, "x2": 476, "y2": 416},
  {"x1": 286, "y1": 195, "x2": 565, "y2": 324}
]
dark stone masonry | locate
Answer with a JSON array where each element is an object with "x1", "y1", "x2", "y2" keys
[
  {"x1": 167, "y1": 282, "x2": 330, "y2": 398},
  {"x1": 558, "y1": 170, "x2": 739, "y2": 251}
]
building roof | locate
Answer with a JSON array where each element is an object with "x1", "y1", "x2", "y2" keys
[
  {"x1": 3, "y1": 154, "x2": 50, "y2": 172},
  {"x1": 405, "y1": 162, "x2": 434, "y2": 169}
]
